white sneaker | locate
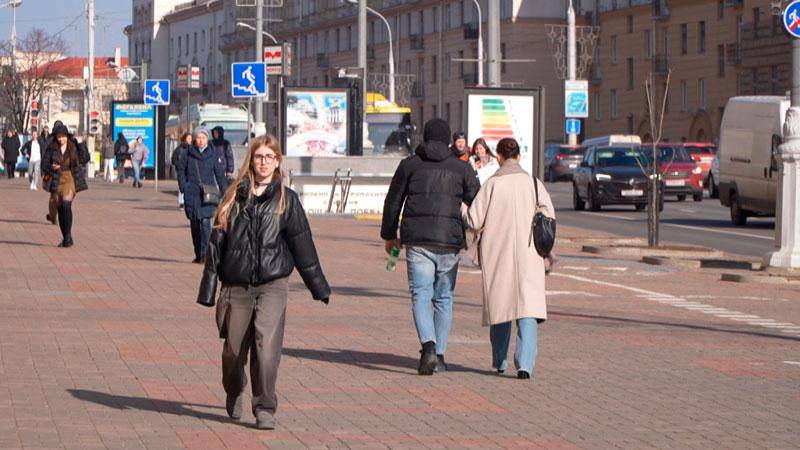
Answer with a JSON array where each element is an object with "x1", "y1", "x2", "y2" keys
[{"x1": 29, "y1": 184, "x2": 36, "y2": 191}]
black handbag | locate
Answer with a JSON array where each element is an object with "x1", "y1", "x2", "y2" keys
[
  {"x1": 530, "y1": 177, "x2": 556, "y2": 258},
  {"x1": 194, "y1": 159, "x2": 220, "y2": 206}
]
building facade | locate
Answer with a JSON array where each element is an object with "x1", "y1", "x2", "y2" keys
[{"x1": 587, "y1": 0, "x2": 791, "y2": 144}]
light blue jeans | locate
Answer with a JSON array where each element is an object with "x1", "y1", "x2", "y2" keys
[
  {"x1": 490, "y1": 318, "x2": 539, "y2": 374},
  {"x1": 406, "y1": 246, "x2": 459, "y2": 355},
  {"x1": 132, "y1": 159, "x2": 142, "y2": 184}
]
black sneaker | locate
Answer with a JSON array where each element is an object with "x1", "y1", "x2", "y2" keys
[
  {"x1": 417, "y1": 341, "x2": 437, "y2": 375},
  {"x1": 517, "y1": 370, "x2": 531, "y2": 379},
  {"x1": 434, "y1": 354, "x2": 447, "y2": 372},
  {"x1": 226, "y1": 393, "x2": 243, "y2": 420}
]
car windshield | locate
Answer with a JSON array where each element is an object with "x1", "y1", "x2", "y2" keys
[
  {"x1": 558, "y1": 147, "x2": 584, "y2": 156},
  {"x1": 641, "y1": 146, "x2": 693, "y2": 162},
  {"x1": 595, "y1": 149, "x2": 646, "y2": 168},
  {"x1": 684, "y1": 145, "x2": 716, "y2": 155}
]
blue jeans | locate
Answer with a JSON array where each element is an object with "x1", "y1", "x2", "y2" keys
[
  {"x1": 490, "y1": 318, "x2": 538, "y2": 374},
  {"x1": 406, "y1": 246, "x2": 459, "y2": 355},
  {"x1": 132, "y1": 159, "x2": 142, "y2": 184},
  {"x1": 190, "y1": 218, "x2": 211, "y2": 260}
]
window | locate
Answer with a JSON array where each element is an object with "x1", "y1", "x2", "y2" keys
[
  {"x1": 61, "y1": 90, "x2": 83, "y2": 112},
  {"x1": 699, "y1": 22, "x2": 706, "y2": 52},
  {"x1": 699, "y1": 79, "x2": 706, "y2": 110},
  {"x1": 663, "y1": 28, "x2": 670, "y2": 60},
  {"x1": 178, "y1": 36, "x2": 182, "y2": 56},
  {"x1": 445, "y1": 52, "x2": 451, "y2": 80},
  {"x1": 627, "y1": 58, "x2": 634, "y2": 89},
  {"x1": 368, "y1": 22, "x2": 374, "y2": 45},
  {"x1": 458, "y1": 100, "x2": 463, "y2": 129},
  {"x1": 432, "y1": 104, "x2": 438, "y2": 119},
  {"x1": 210, "y1": 28, "x2": 214, "y2": 49},
  {"x1": 501, "y1": 43, "x2": 507, "y2": 73},
  {"x1": 718, "y1": 45, "x2": 725, "y2": 77},
  {"x1": 663, "y1": 83, "x2": 669, "y2": 114},
  {"x1": 680, "y1": 24, "x2": 687, "y2": 55},
  {"x1": 433, "y1": 7, "x2": 438, "y2": 32},
  {"x1": 444, "y1": 4, "x2": 451, "y2": 29},
  {"x1": 201, "y1": 30, "x2": 205, "y2": 51},
  {"x1": 347, "y1": 26, "x2": 352, "y2": 50},
  {"x1": 418, "y1": 57, "x2": 425, "y2": 85},
  {"x1": 445, "y1": 103, "x2": 451, "y2": 123},
  {"x1": 193, "y1": 32, "x2": 197, "y2": 54},
  {"x1": 718, "y1": 0, "x2": 724, "y2": 20},
  {"x1": 681, "y1": 80, "x2": 687, "y2": 111},
  {"x1": 611, "y1": 90, "x2": 618, "y2": 119},
  {"x1": 753, "y1": 68, "x2": 759, "y2": 94},
  {"x1": 185, "y1": 34, "x2": 189, "y2": 55},
  {"x1": 627, "y1": 16, "x2": 633, "y2": 33},
  {"x1": 753, "y1": 8, "x2": 760, "y2": 40},
  {"x1": 432, "y1": 55, "x2": 438, "y2": 83},
  {"x1": 419, "y1": 10, "x2": 424, "y2": 34},
  {"x1": 737, "y1": 72, "x2": 743, "y2": 95},
  {"x1": 407, "y1": 13, "x2": 412, "y2": 36},
  {"x1": 458, "y1": 50, "x2": 464, "y2": 77},
  {"x1": 771, "y1": 66, "x2": 779, "y2": 94},
  {"x1": 458, "y1": 1, "x2": 464, "y2": 27},
  {"x1": 611, "y1": 36, "x2": 617, "y2": 65},
  {"x1": 594, "y1": 92, "x2": 601, "y2": 120},
  {"x1": 645, "y1": 30, "x2": 652, "y2": 59},
  {"x1": 335, "y1": 29, "x2": 340, "y2": 53}
]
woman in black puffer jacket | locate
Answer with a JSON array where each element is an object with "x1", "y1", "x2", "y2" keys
[{"x1": 196, "y1": 134, "x2": 330, "y2": 430}]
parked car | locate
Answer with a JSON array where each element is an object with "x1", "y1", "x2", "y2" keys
[
  {"x1": 682, "y1": 142, "x2": 716, "y2": 182},
  {"x1": 640, "y1": 144, "x2": 704, "y2": 202},
  {"x1": 718, "y1": 96, "x2": 787, "y2": 225},
  {"x1": 580, "y1": 134, "x2": 642, "y2": 148},
  {"x1": 543, "y1": 144, "x2": 584, "y2": 181},
  {"x1": 573, "y1": 145, "x2": 660, "y2": 211},
  {"x1": 708, "y1": 147, "x2": 721, "y2": 198}
]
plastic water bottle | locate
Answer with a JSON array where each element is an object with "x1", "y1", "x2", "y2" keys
[{"x1": 386, "y1": 245, "x2": 400, "y2": 271}]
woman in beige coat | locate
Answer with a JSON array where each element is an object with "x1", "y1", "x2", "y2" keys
[{"x1": 463, "y1": 138, "x2": 555, "y2": 379}]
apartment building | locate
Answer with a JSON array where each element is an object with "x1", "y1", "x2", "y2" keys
[{"x1": 587, "y1": 0, "x2": 791, "y2": 143}]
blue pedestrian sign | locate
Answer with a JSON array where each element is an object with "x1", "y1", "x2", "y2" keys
[
  {"x1": 231, "y1": 62, "x2": 267, "y2": 98},
  {"x1": 143, "y1": 80, "x2": 170, "y2": 105},
  {"x1": 566, "y1": 119, "x2": 581, "y2": 135},
  {"x1": 783, "y1": 1, "x2": 800, "y2": 39}
]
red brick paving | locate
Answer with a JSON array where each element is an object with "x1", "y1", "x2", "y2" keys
[{"x1": 0, "y1": 177, "x2": 799, "y2": 449}]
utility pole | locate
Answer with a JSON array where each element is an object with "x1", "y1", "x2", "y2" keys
[
  {"x1": 255, "y1": 0, "x2": 263, "y2": 124},
  {"x1": 472, "y1": 0, "x2": 483, "y2": 86},
  {"x1": 358, "y1": 0, "x2": 367, "y2": 102},
  {"x1": 567, "y1": 0, "x2": 577, "y2": 146},
  {"x1": 486, "y1": 0, "x2": 500, "y2": 87},
  {"x1": 86, "y1": 0, "x2": 96, "y2": 176},
  {"x1": 794, "y1": 39, "x2": 800, "y2": 107}
]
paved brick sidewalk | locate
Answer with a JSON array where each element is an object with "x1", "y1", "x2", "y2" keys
[{"x1": 0, "y1": 177, "x2": 798, "y2": 450}]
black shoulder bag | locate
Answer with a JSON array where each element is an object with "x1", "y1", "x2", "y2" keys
[
  {"x1": 194, "y1": 159, "x2": 221, "y2": 206},
  {"x1": 530, "y1": 177, "x2": 556, "y2": 258}
]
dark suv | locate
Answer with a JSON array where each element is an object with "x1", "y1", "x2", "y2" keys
[
  {"x1": 573, "y1": 145, "x2": 661, "y2": 211},
  {"x1": 543, "y1": 145, "x2": 584, "y2": 181}
]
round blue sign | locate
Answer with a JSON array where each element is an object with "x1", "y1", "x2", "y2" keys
[{"x1": 784, "y1": 1, "x2": 800, "y2": 39}]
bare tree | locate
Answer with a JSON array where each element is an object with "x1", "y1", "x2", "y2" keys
[
  {"x1": 0, "y1": 28, "x2": 68, "y2": 132},
  {"x1": 642, "y1": 70, "x2": 672, "y2": 247}
]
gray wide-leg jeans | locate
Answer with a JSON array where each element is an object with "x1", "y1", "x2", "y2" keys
[{"x1": 216, "y1": 277, "x2": 289, "y2": 416}]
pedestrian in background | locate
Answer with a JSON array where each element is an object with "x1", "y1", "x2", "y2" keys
[
  {"x1": 114, "y1": 132, "x2": 129, "y2": 184},
  {"x1": 128, "y1": 136, "x2": 148, "y2": 188},
  {"x1": 41, "y1": 124, "x2": 90, "y2": 247},
  {"x1": 196, "y1": 134, "x2": 330, "y2": 430},
  {"x1": 471, "y1": 137, "x2": 500, "y2": 185},
  {"x1": 178, "y1": 126, "x2": 227, "y2": 263},
  {"x1": 463, "y1": 138, "x2": 554, "y2": 380},
  {"x1": 211, "y1": 126, "x2": 235, "y2": 181},
  {"x1": 2, "y1": 128, "x2": 20, "y2": 179},
  {"x1": 172, "y1": 132, "x2": 192, "y2": 208},
  {"x1": 381, "y1": 118, "x2": 480, "y2": 375},
  {"x1": 21, "y1": 129, "x2": 42, "y2": 190},
  {"x1": 450, "y1": 131, "x2": 472, "y2": 162},
  {"x1": 101, "y1": 135, "x2": 116, "y2": 182}
]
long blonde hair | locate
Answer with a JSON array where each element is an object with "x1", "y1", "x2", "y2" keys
[{"x1": 213, "y1": 135, "x2": 286, "y2": 231}]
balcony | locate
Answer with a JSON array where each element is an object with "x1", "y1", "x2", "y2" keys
[
  {"x1": 652, "y1": 54, "x2": 670, "y2": 75},
  {"x1": 464, "y1": 23, "x2": 479, "y2": 40},
  {"x1": 726, "y1": 42, "x2": 742, "y2": 65},
  {"x1": 462, "y1": 73, "x2": 478, "y2": 87},
  {"x1": 410, "y1": 35, "x2": 424, "y2": 51},
  {"x1": 411, "y1": 81, "x2": 424, "y2": 98},
  {"x1": 652, "y1": 0, "x2": 669, "y2": 20},
  {"x1": 316, "y1": 54, "x2": 329, "y2": 69}
]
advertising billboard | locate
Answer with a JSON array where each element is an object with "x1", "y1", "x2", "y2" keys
[
  {"x1": 283, "y1": 88, "x2": 348, "y2": 157},
  {"x1": 112, "y1": 102, "x2": 156, "y2": 169},
  {"x1": 465, "y1": 89, "x2": 539, "y2": 175}
]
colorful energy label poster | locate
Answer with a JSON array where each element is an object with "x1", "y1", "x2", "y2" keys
[{"x1": 466, "y1": 93, "x2": 535, "y2": 175}]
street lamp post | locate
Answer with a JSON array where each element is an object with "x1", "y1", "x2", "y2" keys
[
  {"x1": 236, "y1": 22, "x2": 278, "y2": 44},
  {"x1": 471, "y1": 0, "x2": 483, "y2": 86},
  {"x1": 0, "y1": 0, "x2": 22, "y2": 75},
  {"x1": 345, "y1": 0, "x2": 394, "y2": 104}
]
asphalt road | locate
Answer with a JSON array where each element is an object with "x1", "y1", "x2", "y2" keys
[{"x1": 545, "y1": 180, "x2": 776, "y2": 258}]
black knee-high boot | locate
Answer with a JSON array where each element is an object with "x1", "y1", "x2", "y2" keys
[{"x1": 57, "y1": 201, "x2": 73, "y2": 247}]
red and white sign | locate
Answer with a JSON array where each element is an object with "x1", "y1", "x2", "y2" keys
[
  {"x1": 177, "y1": 66, "x2": 188, "y2": 88},
  {"x1": 264, "y1": 47, "x2": 282, "y2": 65},
  {"x1": 264, "y1": 43, "x2": 291, "y2": 76},
  {"x1": 190, "y1": 66, "x2": 200, "y2": 88}
]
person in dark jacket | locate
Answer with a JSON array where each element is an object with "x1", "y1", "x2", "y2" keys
[
  {"x1": 178, "y1": 126, "x2": 227, "y2": 263},
  {"x1": 41, "y1": 124, "x2": 90, "y2": 247},
  {"x1": 114, "y1": 132, "x2": 129, "y2": 184},
  {"x1": 2, "y1": 129, "x2": 21, "y2": 179},
  {"x1": 380, "y1": 118, "x2": 480, "y2": 375},
  {"x1": 211, "y1": 126, "x2": 235, "y2": 179},
  {"x1": 172, "y1": 132, "x2": 192, "y2": 208},
  {"x1": 450, "y1": 131, "x2": 472, "y2": 162},
  {"x1": 197, "y1": 134, "x2": 330, "y2": 430}
]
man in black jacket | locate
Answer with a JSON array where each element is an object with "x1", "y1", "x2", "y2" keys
[
  {"x1": 2, "y1": 129, "x2": 21, "y2": 179},
  {"x1": 211, "y1": 126, "x2": 235, "y2": 180},
  {"x1": 381, "y1": 118, "x2": 480, "y2": 375}
]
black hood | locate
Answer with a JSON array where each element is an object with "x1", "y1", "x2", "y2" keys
[
  {"x1": 211, "y1": 126, "x2": 225, "y2": 141},
  {"x1": 414, "y1": 141, "x2": 453, "y2": 162}
]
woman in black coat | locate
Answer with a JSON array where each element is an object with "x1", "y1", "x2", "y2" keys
[
  {"x1": 114, "y1": 132, "x2": 129, "y2": 184},
  {"x1": 2, "y1": 129, "x2": 20, "y2": 179},
  {"x1": 40, "y1": 125, "x2": 90, "y2": 247},
  {"x1": 196, "y1": 134, "x2": 329, "y2": 430},
  {"x1": 177, "y1": 126, "x2": 227, "y2": 262},
  {"x1": 172, "y1": 132, "x2": 192, "y2": 208}
]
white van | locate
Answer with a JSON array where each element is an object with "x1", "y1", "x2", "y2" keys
[
  {"x1": 580, "y1": 134, "x2": 642, "y2": 149},
  {"x1": 718, "y1": 96, "x2": 788, "y2": 225}
]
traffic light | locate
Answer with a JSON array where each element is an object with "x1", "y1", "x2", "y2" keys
[
  {"x1": 30, "y1": 99, "x2": 39, "y2": 130},
  {"x1": 89, "y1": 110, "x2": 100, "y2": 135}
]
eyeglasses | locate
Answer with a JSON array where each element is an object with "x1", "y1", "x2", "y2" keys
[{"x1": 253, "y1": 153, "x2": 277, "y2": 163}]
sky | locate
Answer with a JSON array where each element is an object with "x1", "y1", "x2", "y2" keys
[{"x1": 0, "y1": 0, "x2": 129, "y2": 58}]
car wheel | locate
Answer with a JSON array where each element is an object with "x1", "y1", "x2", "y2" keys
[
  {"x1": 572, "y1": 184, "x2": 585, "y2": 211},
  {"x1": 730, "y1": 191, "x2": 747, "y2": 226},
  {"x1": 677, "y1": 195, "x2": 687, "y2": 201},
  {"x1": 588, "y1": 185, "x2": 601, "y2": 211},
  {"x1": 708, "y1": 174, "x2": 719, "y2": 199},
  {"x1": 693, "y1": 192, "x2": 703, "y2": 202},
  {"x1": 635, "y1": 203, "x2": 646, "y2": 211}
]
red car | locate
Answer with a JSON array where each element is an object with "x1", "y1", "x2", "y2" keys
[
  {"x1": 681, "y1": 142, "x2": 716, "y2": 182},
  {"x1": 639, "y1": 144, "x2": 704, "y2": 202}
]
